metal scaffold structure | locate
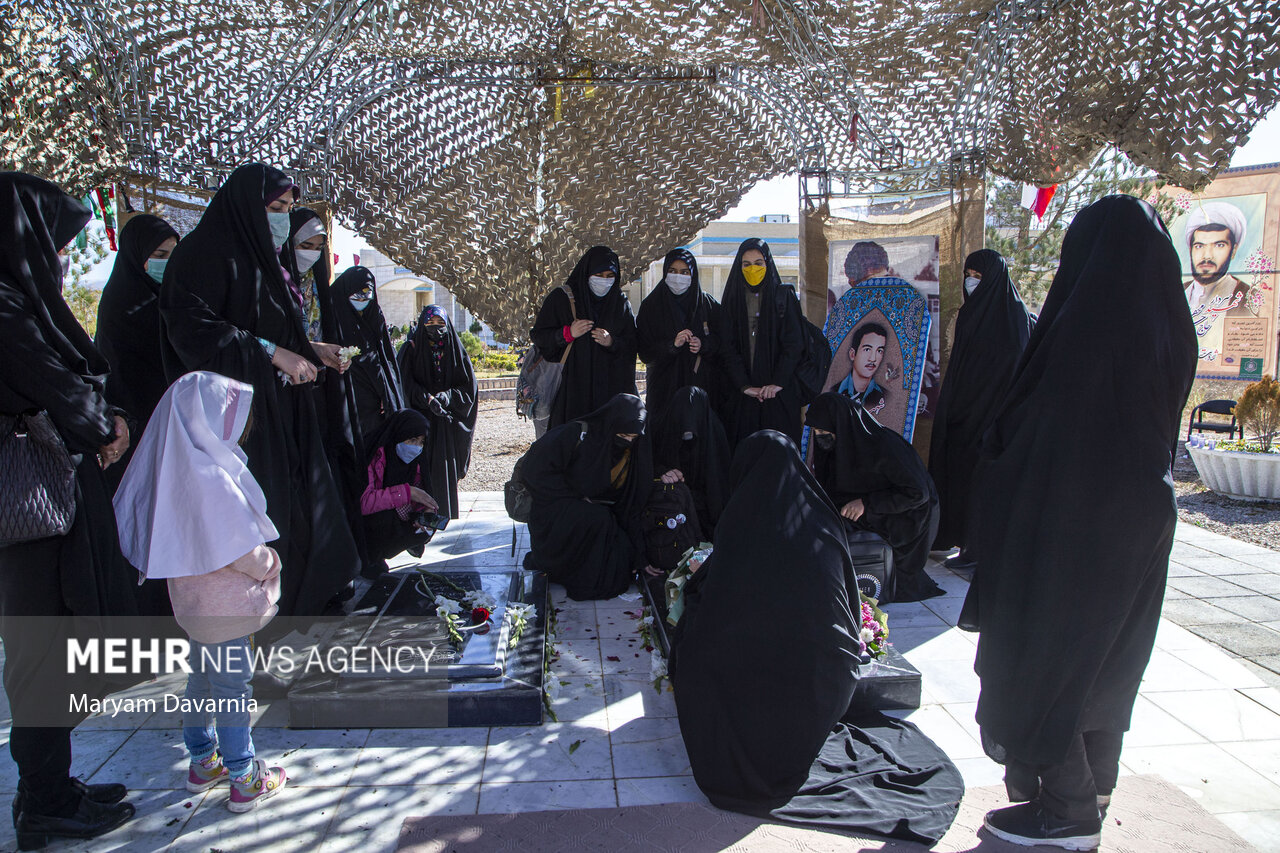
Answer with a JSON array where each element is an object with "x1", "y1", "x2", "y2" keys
[{"x1": 3, "y1": 0, "x2": 1277, "y2": 340}]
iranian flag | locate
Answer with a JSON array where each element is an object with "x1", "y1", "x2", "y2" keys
[{"x1": 1020, "y1": 184, "x2": 1057, "y2": 219}]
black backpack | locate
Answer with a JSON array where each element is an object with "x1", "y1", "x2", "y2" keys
[
  {"x1": 504, "y1": 421, "x2": 586, "y2": 524},
  {"x1": 775, "y1": 287, "x2": 832, "y2": 406},
  {"x1": 640, "y1": 482, "x2": 704, "y2": 571}
]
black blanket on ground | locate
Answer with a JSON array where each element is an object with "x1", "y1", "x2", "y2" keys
[
  {"x1": 967, "y1": 196, "x2": 1197, "y2": 767},
  {"x1": 807, "y1": 393, "x2": 943, "y2": 602},
  {"x1": 926, "y1": 249, "x2": 1032, "y2": 552},
  {"x1": 159, "y1": 163, "x2": 357, "y2": 623},
  {"x1": 521, "y1": 394, "x2": 652, "y2": 600},
  {"x1": 669, "y1": 430, "x2": 962, "y2": 842}
]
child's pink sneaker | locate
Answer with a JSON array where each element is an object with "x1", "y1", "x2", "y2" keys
[
  {"x1": 186, "y1": 753, "x2": 229, "y2": 793},
  {"x1": 228, "y1": 759, "x2": 287, "y2": 813}
]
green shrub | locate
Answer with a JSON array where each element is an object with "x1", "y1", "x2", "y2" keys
[
  {"x1": 1235, "y1": 376, "x2": 1280, "y2": 452},
  {"x1": 477, "y1": 350, "x2": 519, "y2": 372},
  {"x1": 459, "y1": 330, "x2": 484, "y2": 358}
]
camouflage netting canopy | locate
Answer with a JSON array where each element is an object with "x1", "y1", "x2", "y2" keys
[{"x1": 3, "y1": 0, "x2": 1278, "y2": 340}]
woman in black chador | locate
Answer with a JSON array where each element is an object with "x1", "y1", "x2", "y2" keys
[
  {"x1": 926, "y1": 248, "x2": 1032, "y2": 569},
  {"x1": 332, "y1": 266, "x2": 404, "y2": 439},
  {"x1": 636, "y1": 249, "x2": 720, "y2": 419},
  {"x1": 159, "y1": 163, "x2": 358, "y2": 626},
  {"x1": 669, "y1": 431, "x2": 962, "y2": 842},
  {"x1": 399, "y1": 305, "x2": 477, "y2": 520},
  {"x1": 715, "y1": 238, "x2": 805, "y2": 447},
  {"x1": 0, "y1": 173, "x2": 137, "y2": 845},
  {"x1": 807, "y1": 392, "x2": 944, "y2": 603},
  {"x1": 650, "y1": 386, "x2": 731, "y2": 537},
  {"x1": 529, "y1": 245, "x2": 638, "y2": 430},
  {"x1": 968, "y1": 196, "x2": 1196, "y2": 850},
  {"x1": 521, "y1": 394, "x2": 652, "y2": 600},
  {"x1": 95, "y1": 213, "x2": 179, "y2": 465}
]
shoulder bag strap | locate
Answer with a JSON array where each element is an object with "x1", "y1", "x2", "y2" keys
[{"x1": 559, "y1": 284, "x2": 578, "y2": 365}]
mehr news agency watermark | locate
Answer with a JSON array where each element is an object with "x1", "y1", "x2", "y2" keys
[{"x1": 65, "y1": 638, "x2": 439, "y2": 716}]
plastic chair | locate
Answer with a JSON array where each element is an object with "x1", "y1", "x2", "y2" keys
[{"x1": 1187, "y1": 399, "x2": 1240, "y2": 441}]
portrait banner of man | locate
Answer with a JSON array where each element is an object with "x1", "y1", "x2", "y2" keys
[
  {"x1": 1168, "y1": 192, "x2": 1273, "y2": 379},
  {"x1": 824, "y1": 240, "x2": 931, "y2": 439}
]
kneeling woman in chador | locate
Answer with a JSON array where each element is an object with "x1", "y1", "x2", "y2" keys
[
  {"x1": 668, "y1": 430, "x2": 963, "y2": 842},
  {"x1": 806, "y1": 392, "x2": 944, "y2": 603},
  {"x1": 359, "y1": 409, "x2": 440, "y2": 569},
  {"x1": 521, "y1": 394, "x2": 652, "y2": 600}
]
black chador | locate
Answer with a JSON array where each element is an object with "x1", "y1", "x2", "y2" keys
[
  {"x1": 521, "y1": 394, "x2": 652, "y2": 600},
  {"x1": 967, "y1": 196, "x2": 1196, "y2": 819},
  {"x1": 95, "y1": 213, "x2": 180, "y2": 456},
  {"x1": 927, "y1": 248, "x2": 1032, "y2": 553},
  {"x1": 398, "y1": 305, "x2": 477, "y2": 520},
  {"x1": 650, "y1": 386, "x2": 731, "y2": 537},
  {"x1": 715, "y1": 238, "x2": 805, "y2": 447},
  {"x1": 332, "y1": 266, "x2": 404, "y2": 439},
  {"x1": 807, "y1": 392, "x2": 944, "y2": 603},
  {"x1": 669, "y1": 431, "x2": 963, "y2": 842},
  {"x1": 529, "y1": 245, "x2": 638, "y2": 429},
  {"x1": 159, "y1": 163, "x2": 358, "y2": 623},
  {"x1": 636, "y1": 249, "x2": 720, "y2": 419}
]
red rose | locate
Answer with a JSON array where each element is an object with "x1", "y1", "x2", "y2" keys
[{"x1": 471, "y1": 607, "x2": 491, "y2": 624}]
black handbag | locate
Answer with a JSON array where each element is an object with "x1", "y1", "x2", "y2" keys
[
  {"x1": 0, "y1": 411, "x2": 77, "y2": 547},
  {"x1": 640, "y1": 482, "x2": 704, "y2": 571},
  {"x1": 842, "y1": 523, "x2": 895, "y2": 603}
]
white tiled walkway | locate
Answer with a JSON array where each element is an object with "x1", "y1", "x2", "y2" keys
[{"x1": 1, "y1": 493, "x2": 1279, "y2": 852}]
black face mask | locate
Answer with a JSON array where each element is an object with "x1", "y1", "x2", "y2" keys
[
  {"x1": 814, "y1": 433, "x2": 836, "y2": 452},
  {"x1": 425, "y1": 325, "x2": 446, "y2": 340},
  {"x1": 613, "y1": 435, "x2": 633, "y2": 450}
]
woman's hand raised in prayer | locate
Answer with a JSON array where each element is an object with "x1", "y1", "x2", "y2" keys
[
  {"x1": 758, "y1": 384, "x2": 782, "y2": 400},
  {"x1": 409, "y1": 486, "x2": 439, "y2": 513},
  {"x1": 660, "y1": 469, "x2": 684, "y2": 484},
  {"x1": 570, "y1": 319, "x2": 595, "y2": 339},
  {"x1": 97, "y1": 415, "x2": 130, "y2": 469},
  {"x1": 272, "y1": 346, "x2": 317, "y2": 384},
  {"x1": 590, "y1": 327, "x2": 613, "y2": 348},
  {"x1": 311, "y1": 342, "x2": 350, "y2": 373},
  {"x1": 841, "y1": 498, "x2": 866, "y2": 522}
]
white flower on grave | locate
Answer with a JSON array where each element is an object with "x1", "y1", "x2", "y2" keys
[
  {"x1": 508, "y1": 602, "x2": 536, "y2": 621},
  {"x1": 650, "y1": 650, "x2": 667, "y2": 680},
  {"x1": 465, "y1": 590, "x2": 498, "y2": 612},
  {"x1": 860, "y1": 626, "x2": 877, "y2": 645},
  {"x1": 640, "y1": 614, "x2": 654, "y2": 627},
  {"x1": 434, "y1": 595, "x2": 462, "y2": 616}
]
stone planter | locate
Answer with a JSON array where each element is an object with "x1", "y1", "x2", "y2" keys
[{"x1": 1186, "y1": 442, "x2": 1280, "y2": 502}]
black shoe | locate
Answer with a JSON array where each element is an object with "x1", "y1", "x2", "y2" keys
[
  {"x1": 16, "y1": 794, "x2": 134, "y2": 850},
  {"x1": 983, "y1": 801, "x2": 1101, "y2": 850},
  {"x1": 12, "y1": 779, "x2": 128, "y2": 829},
  {"x1": 407, "y1": 544, "x2": 425, "y2": 558}
]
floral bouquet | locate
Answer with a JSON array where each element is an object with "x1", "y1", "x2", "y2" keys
[
  {"x1": 338, "y1": 345, "x2": 362, "y2": 363},
  {"x1": 858, "y1": 593, "x2": 889, "y2": 660},
  {"x1": 664, "y1": 542, "x2": 712, "y2": 627}
]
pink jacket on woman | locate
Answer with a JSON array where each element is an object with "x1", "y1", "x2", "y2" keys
[{"x1": 361, "y1": 446, "x2": 428, "y2": 515}]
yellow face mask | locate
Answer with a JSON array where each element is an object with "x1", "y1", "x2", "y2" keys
[{"x1": 742, "y1": 264, "x2": 767, "y2": 287}]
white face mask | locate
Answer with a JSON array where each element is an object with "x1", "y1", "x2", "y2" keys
[
  {"x1": 963, "y1": 276, "x2": 980, "y2": 295},
  {"x1": 588, "y1": 275, "x2": 614, "y2": 297},
  {"x1": 666, "y1": 272, "x2": 692, "y2": 295},
  {"x1": 295, "y1": 248, "x2": 321, "y2": 274}
]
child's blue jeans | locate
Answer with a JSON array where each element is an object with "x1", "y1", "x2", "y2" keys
[{"x1": 182, "y1": 636, "x2": 255, "y2": 778}]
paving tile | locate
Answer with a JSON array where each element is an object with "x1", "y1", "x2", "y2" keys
[
  {"x1": 1235, "y1": 551, "x2": 1280, "y2": 571},
  {"x1": 87, "y1": 728, "x2": 190, "y2": 791},
  {"x1": 1122, "y1": 695, "x2": 1209, "y2": 747},
  {"x1": 908, "y1": 657, "x2": 981, "y2": 704},
  {"x1": 1147, "y1": 688, "x2": 1280, "y2": 742},
  {"x1": 548, "y1": 637, "x2": 603, "y2": 677},
  {"x1": 478, "y1": 779, "x2": 617, "y2": 814},
  {"x1": 1252, "y1": 656, "x2": 1280, "y2": 676},
  {"x1": 1200, "y1": 538, "x2": 1275, "y2": 559},
  {"x1": 350, "y1": 728, "x2": 488, "y2": 787},
  {"x1": 903, "y1": 704, "x2": 984, "y2": 760},
  {"x1": 879, "y1": 602, "x2": 949, "y2": 627},
  {"x1": 951, "y1": 756, "x2": 1006, "y2": 789},
  {"x1": 600, "y1": 634, "x2": 652, "y2": 675},
  {"x1": 60, "y1": 788, "x2": 206, "y2": 853},
  {"x1": 319, "y1": 784, "x2": 479, "y2": 853},
  {"x1": 1228, "y1": 575, "x2": 1280, "y2": 595},
  {"x1": 1213, "y1": 595, "x2": 1280, "y2": 622},
  {"x1": 482, "y1": 723, "x2": 614, "y2": 783},
  {"x1": 604, "y1": 673, "x2": 678, "y2": 726},
  {"x1": 249, "y1": 727, "x2": 369, "y2": 788},
  {"x1": 1165, "y1": 561, "x2": 1202, "y2": 579},
  {"x1": 544, "y1": 675, "x2": 609, "y2": 728},
  {"x1": 616, "y1": 775, "x2": 708, "y2": 806},
  {"x1": 611, "y1": 716, "x2": 690, "y2": 778},
  {"x1": 1167, "y1": 575, "x2": 1254, "y2": 598},
  {"x1": 1190, "y1": 623, "x2": 1280, "y2": 657},
  {"x1": 1161, "y1": 598, "x2": 1242, "y2": 626},
  {"x1": 1241, "y1": 686, "x2": 1280, "y2": 716},
  {"x1": 169, "y1": 783, "x2": 344, "y2": 853},
  {"x1": 1153, "y1": 619, "x2": 1206, "y2": 651},
  {"x1": 1214, "y1": 809, "x2": 1280, "y2": 853},
  {"x1": 1141, "y1": 649, "x2": 1230, "y2": 692},
  {"x1": 1172, "y1": 643, "x2": 1269, "y2": 689},
  {"x1": 1120, "y1": 743, "x2": 1280, "y2": 812}
]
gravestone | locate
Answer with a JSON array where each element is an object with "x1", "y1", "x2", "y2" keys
[
  {"x1": 289, "y1": 569, "x2": 547, "y2": 728},
  {"x1": 639, "y1": 573, "x2": 922, "y2": 711}
]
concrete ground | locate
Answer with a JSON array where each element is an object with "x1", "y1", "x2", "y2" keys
[{"x1": 0, "y1": 492, "x2": 1278, "y2": 852}]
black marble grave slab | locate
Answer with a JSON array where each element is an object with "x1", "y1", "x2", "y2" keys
[
  {"x1": 288, "y1": 569, "x2": 547, "y2": 728},
  {"x1": 639, "y1": 572, "x2": 921, "y2": 711}
]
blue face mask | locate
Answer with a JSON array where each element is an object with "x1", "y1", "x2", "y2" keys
[
  {"x1": 266, "y1": 211, "x2": 292, "y2": 248},
  {"x1": 146, "y1": 258, "x2": 168, "y2": 284},
  {"x1": 396, "y1": 442, "x2": 423, "y2": 463},
  {"x1": 349, "y1": 296, "x2": 371, "y2": 311}
]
